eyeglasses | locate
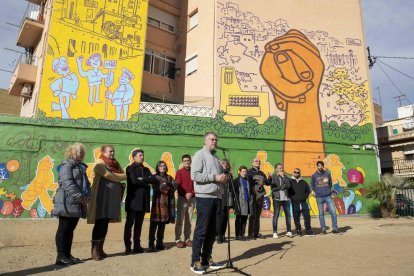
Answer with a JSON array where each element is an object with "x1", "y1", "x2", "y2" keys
[{"x1": 293, "y1": 171, "x2": 300, "y2": 174}]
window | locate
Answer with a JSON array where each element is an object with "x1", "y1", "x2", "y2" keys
[
  {"x1": 189, "y1": 10, "x2": 198, "y2": 30},
  {"x1": 185, "y1": 55, "x2": 198, "y2": 76},
  {"x1": 144, "y1": 49, "x2": 176, "y2": 79},
  {"x1": 147, "y1": 6, "x2": 176, "y2": 33}
]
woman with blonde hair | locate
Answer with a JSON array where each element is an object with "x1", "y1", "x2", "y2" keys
[
  {"x1": 87, "y1": 144, "x2": 126, "y2": 260},
  {"x1": 52, "y1": 143, "x2": 91, "y2": 265}
]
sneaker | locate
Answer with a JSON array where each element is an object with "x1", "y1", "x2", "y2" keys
[
  {"x1": 305, "y1": 230, "x2": 315, "y2": 236},
  {"x1": 190, "y1": 261, "x2": 206, "y2": 274},
  {"x1": 273, "y1": 232, "x2": 279, "y2": 239},
  {"x1": 185, "y1": 240, "x2": 193, "y2": 247},
  {"x1": 176, "y1": 240, "x2": 185, "y2": 248},
  {"x1": 296, "y1": 229, "x2": 303, "y2": 236},
  {"x1": 320, "y1": 229, "x2": 327, "y2": 235},
  {"x1": 332, "y1": 229, "x2": 339, "y2": 234},
  {"x1": 286, "y1": 232, "x2": 293, "y2": 238},
  {"x1": 256, "y1": 233, "x2": 265, "y2": 239},
  {"x1": 216, "y1": 236, "x2": 223, "y2": 244},
  {"x1": 202, "y1": 258, "x2": 225, "y2": 269}
]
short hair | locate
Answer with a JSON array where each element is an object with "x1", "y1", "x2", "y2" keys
[
  {"x1": 132, "y1": 148, "x2": 144, "y2": 157},
  {"x1": 316, "y1": 161, "x2": 324, "y2": 167},
  {"x1": 86, "y1": 53, "x2": 102, "y2": 66},
  {"x1": 204, "y1": 132, "x2": 217, "y2": 139},
  {"x1": 295, "y1": 168, "x2": 301, "y2": 172},
  {"x1": 64, "y1": 143, "x2": 86, "y2": 160},
  {"x1": 222, "y1": 159, "x2": 231, "y2": 168},
  {"x1": 101, "y1": 144, "x2": 114, "y2": 153},
  {"x1": 182, "y1": 154, "x2": 191, "y2": 161},
  {"x1": 239, "y1": 165, "x2": 248, "y2": 172},
  {"x1": 155, "y1": 160, "x2": 168, "y2": 174},
  {"x1": 275, "y1": 163, "x2": 282, "y2": 168}
]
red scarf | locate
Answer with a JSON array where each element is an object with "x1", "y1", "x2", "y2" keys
[{"x1": 101, "y1": 155, "x2": 124, "y2": 173}]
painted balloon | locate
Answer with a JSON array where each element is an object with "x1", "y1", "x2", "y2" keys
[
  {"x1": 57, "y1": 164, "x2": 62, "y2": 173},
  {"x1": 347, "y1": 204, "x2": 356, "y2": 214},
  {"x1": 347, "y1": 169, "x2": 363, "y2": 184},
  {"x1": 359, "y1": 188, "x2": 365, "y2": 195},
  {"x1": 12, "y1": 199, "x2": 24, "y2": 218},
  {"x1": 334, "y1": 184, "x2": 342, "y2": 193},
  {"x1": 29, "y1": 208, "x2": 38, "y2": 218},
  {"x1": 355, "y1": 200, "x2": 363, "y2": 213},
  {"x1": 343, "y1": 190, "x2": 355, "y2": 211},
  {"x1": 37, "y1": 201, "x2": 47, "y2": 218},
  {"x1": 334, "y1": 197, "x2": 346, "y2": 215},
  {"x1": 6, "y1": 160, "x2": 20, "y2": 172},
  {"x1": 1, "y1": 201, "x2": 13, "y2": 216}
]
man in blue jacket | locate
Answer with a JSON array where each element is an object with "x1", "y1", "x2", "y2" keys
[{"x1": 311, "y1": 161, "x2": 339, "y2": 234}]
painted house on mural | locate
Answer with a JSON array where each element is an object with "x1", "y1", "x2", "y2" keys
[{"x1": 1, "y1": 0, "x2": 379, "y2": 219}]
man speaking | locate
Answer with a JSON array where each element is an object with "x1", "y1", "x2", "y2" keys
[{"x1": 190, "y1": 132, "x2": 227, "y2": 274}]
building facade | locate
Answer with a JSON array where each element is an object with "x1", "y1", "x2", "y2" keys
[{"x1": 1, "y1": 0, "x2": 379, "y2": 218}]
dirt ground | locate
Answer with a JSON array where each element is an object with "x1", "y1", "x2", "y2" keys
[{"x1": 1, "y1": 216, "x2": 413, "y2": 275}]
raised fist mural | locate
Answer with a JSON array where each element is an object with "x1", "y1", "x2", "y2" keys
[{"x1": 260, "y1": 29, "x2": 325, "y2": 176}]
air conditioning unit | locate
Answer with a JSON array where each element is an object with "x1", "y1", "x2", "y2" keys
[{"x1": 21, "y1": 83, "x2": 33, "y2": 99}]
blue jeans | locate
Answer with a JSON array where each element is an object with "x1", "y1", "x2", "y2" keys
[
  {"x1": 272, "y1": 200, "x2": 291, "y2": 233},
  {"x1": 316, "y1": 196, "x2": 338, "y2": 230},
  {"x1": 191, "y1": 197, "x2": 221, "y2": 266}
]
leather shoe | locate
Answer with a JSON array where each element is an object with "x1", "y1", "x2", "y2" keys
[
  {"x1": 176, "y1": 240, "x2": 185, "y2": 248},
  {"x1": 133, "y1": 247, "x2": 144, "y2": 254},
  {"x1": 55, "y1": 255, "x2": 73, "y2": 266},
  {"x1": 184, "y1": 240, "x2": 193, "y2": 247},
  {"x1": 68, "y1": 255, "x2": 81, "y2": 264}
]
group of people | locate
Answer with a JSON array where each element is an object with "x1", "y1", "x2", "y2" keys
[{"x1": 50, "y1": 132, "x2": 339, "y2": 275}]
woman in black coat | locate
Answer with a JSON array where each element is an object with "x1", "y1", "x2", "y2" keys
[
  {"x1": 123, "y1": 148, "x2": 155, "y2": 255},
  {"x1": 52, "y1": 143, "x2": 91, "y2": 266}
]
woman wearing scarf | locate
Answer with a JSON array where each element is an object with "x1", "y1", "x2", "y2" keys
[
  {"x1": 149, "y1": 160, "x2": 176, "y2": 252},
  {"x1": 232, "y1": 166, "x2": 252, "y2": 241},
  {"x1": 88, "y1": 144, "x2": 126, "y2": 260},
  {"x1": 52, "y1": 143, "x2": 91, "y2": 265}
]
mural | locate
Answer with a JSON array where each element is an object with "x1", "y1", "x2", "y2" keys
[
  {"x1": 216, "y1": 1, "x2": 374, "y2": 176},
  {"x1": 37, "y1": 0, "x2": 149, "y2": 121}
]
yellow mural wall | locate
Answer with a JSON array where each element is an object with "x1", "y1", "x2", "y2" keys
[{"x1": 38, "y1": 0, "x2": 148, "y2": 121}]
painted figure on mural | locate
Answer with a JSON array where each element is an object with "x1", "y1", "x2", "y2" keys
[
  {"x1": 76, "y1": 53, "x2": 109, "y2": 106},
  {"x1": 50, "y1": 56, "x2": 79, "y2": 119},
  {"x1": 106, "y1": 68, "x2": 135, "y2": 121},
  {"x1": 324, "y1": 154, "x2": 347, "y2": 187},
  {"x1": 260, "y1": 29, "x2": 325, "y2": 176}
]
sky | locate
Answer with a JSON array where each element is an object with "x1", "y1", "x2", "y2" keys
[{"x1": 0, "y1": 0, "x2": 413, "y2": 121}]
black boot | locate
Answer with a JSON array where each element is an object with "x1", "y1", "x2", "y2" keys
[{"x1": 55, "y1": 252, "x2": 72, "y2": 266}]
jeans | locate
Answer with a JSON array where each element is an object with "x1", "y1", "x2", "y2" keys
[
  {"x1": 291, "y1": 201, "x2": 311, "y2": 231},
  {"x1": 272, "y1": 200, "x2": 291, "y2": 233},
  {"x1": 175, "y1": 196, "x2": 195, "y2": 241},
  {"x1": 55, "y1": 216, "x2": 80, "y2": 257},
  {"x1": 191, "y1": 197, "x2": 221, "y2": 266},
  {"x1": 124, "y1": 211, "x2": 145, "y2": 249},
  {"x1": 316, "y1": 196, "x2": 338, "y2": 230}
]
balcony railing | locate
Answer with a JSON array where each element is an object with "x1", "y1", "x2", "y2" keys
[
  {"x1": 139, "y1": 102, "x2": 213, "y2": 117},
  {"x1": 381, "y1": 159, "x2": 414, "y2": 177},
  {"x1": 16, "y1": 2, "x2": 45, "y2": 48}
]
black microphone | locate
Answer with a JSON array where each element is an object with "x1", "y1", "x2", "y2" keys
[{"x1": 216, "y1": 146, "x2": 229, "y2": 151}]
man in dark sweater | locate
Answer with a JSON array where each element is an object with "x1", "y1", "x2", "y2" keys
[
  {"x1": 175, "y1": 154, "x2": 195, "y2": 248},
  {"x1": 311, "y1": 161, "x2": 338, "y2": 234},
  {"x1": 247, "y1": 158, "x2": 271, "y2": 239},
  {"x1": 124, "y1": 148, "x2": 155, "y2": 254},
  {"x1": 288, "y1": 168, "x2": 314, "y2": 236}
]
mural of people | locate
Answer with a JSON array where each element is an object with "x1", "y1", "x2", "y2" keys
[
  {"x1": 260, "y1": 29, "x2": 325, "y2": 176},
  {"x1": 76, "y1": 53, "x2": 109, "y2": 106},
  {"x1": 106, "y1": 68, "x2": 135, "y2": 121},
  {"x1": 50, "y1": 57, "x2": 79, "y2": 119}
]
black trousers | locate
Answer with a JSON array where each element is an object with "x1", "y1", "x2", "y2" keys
[
  {"x1": 291, "y1": 201, "x2": 311, "y2": 231},
  {"x1": 248, "y1": 199, "x2": 262, "y2": 237},
  {"x1": 235, "y1": 215, "x2": 248, "y2": 237},
  {"x1": 55, "y1": 216, "x2": 80, "y2": 257},
  {"x1": 92, "y1": 218, "x2": 110, "y2": 240},
  {"x1": 217, "y1": 205, "x2": 229, "y2": 237},
  {"x1": 149, "y1": 220, "x2": 166, "y2": 245},
  {"x1": 124, "y1": 211, "x2": 146, "y2": 249}
]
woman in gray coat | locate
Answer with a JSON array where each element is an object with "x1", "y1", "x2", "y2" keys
[
  {"x1": 52, "y1": 143, "x2": 91, "y2": 266},
  {"x1": 232, "y1": 166, "x2": 252, "y2": 240}
]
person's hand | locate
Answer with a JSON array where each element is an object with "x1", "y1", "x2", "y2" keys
[
  {"x1": 215, "y1": 174, "x2": 227, "y2": 184},
  {"x1": 229, "y1": 207, "x2": 234, "y2": 213},
  {"x1": 260, "y1": 29, "x2": 324, "y2": 111},
  {"x1": 80, "y1": 196, "x2": 90, "y2": 205},
  {"x1": 185, "y1": 193, "x2": 192, "y2": 200}
]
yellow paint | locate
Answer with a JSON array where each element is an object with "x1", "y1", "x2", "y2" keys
[
  {"x1": 220, "y1": 67, "x2": 270, "y2": 124},
  {"x1": 38, "y1": 0, "x2": 148, "y2": 121},
  {"x1": 308, "y1": 195, "x2": 318, "y2": 215},
  {"x1": 161, "y1": 152, "x2": 176, "y2": 179},
  {"x1": 21, "y1": 156, "x2": 58, "y2": 214},
  {"x1": 257, "y1": 150, "x2": 274, "y2": 198},
  {"x1": 324, "y1": 154, "x2": 347, "y2": 187},
  {"x1": 356, "y1": 166, "x2": 366, "y2": 178}
]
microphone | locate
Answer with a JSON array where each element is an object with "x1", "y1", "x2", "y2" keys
[{"x1": 216, "y1": 146, "x2": 229, "y2": 151}]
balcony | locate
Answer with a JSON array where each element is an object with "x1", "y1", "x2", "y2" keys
[
  {"x1": 16, "y1": 2, "x2": 45, "y2": 48},
  {"x1": 9, "y1": 55, "x2": 37, "y2": 97},
  {"x1": 377, "y1": 121, "x2": 414, "y2": 144},
  {"x1": 381, "y1": 159, "x2": 414, "y2": 177},
  {"x1": 29, "y1": 0, "x2": 46, "y2": 5}
]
